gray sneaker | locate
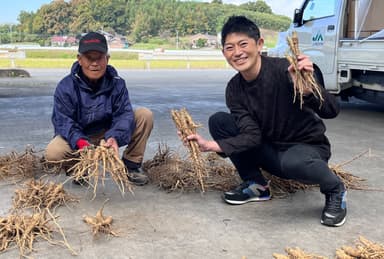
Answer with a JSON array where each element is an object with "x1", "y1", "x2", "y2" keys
[{"x1": 127, "y1": 168, "x2": 149, "y2": 186}]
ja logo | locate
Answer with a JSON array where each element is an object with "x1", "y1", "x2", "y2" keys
[{"x1": 312, "y1": 31, "x2": 324, "y2": 46}]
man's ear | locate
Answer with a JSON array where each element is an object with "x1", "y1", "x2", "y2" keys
[{"x1": 257, "y1": 37, "x2": 264, "y2": 51}]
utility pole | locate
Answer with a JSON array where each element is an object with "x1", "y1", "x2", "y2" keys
[
  {"x1": 176, "y1": 30, "x2": 179, "y2": 49},
  {"x1": 9, "y1": 24, "x2": 13, "y2": 44}
]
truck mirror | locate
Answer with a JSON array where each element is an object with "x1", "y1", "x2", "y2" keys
[{"x1": 293, "y1": 8, "x2": 303, "y2": 27}]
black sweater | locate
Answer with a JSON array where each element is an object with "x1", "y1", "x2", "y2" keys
[{"x1": 217, "y1": 56, "x2": 340, "y2": 157}]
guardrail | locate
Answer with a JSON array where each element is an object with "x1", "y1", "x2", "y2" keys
[
  {"x1": 138, "y1": 49, "x2": 226, "y2": 69},
  {"x1": 0, "y1": 49, "x2": 26, "y2": 68},
  {"x1": 0, "y1": 46, "x2": 275, "y2": 69}
]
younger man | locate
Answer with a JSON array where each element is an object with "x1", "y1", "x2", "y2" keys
[{"x1": 186, "y1": 16, "x2": 346, "y2": 227}]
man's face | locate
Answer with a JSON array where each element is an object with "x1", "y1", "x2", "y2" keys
[
  {"x1": 222, "y1": 33, "x2": 264, "y2": 78},
  {"x1": 78, "y1": 51, "x2": 109, "y2": 82}
]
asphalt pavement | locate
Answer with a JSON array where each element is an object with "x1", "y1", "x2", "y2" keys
[{"x1": 0, "y1": 69, "x2": 384, "y2": 259}]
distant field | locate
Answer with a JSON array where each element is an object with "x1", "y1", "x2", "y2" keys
[
  {"x1": 0, "y1": 58, "x2": 229, "y2": 69},
  {"x1": 0, "y1": 49, "x2": 229, "y2": 69},
  {"x1": 0, "y1": 31, "x2": 278, "y2": 69}
]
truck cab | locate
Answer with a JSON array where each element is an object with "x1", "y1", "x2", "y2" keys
[{"x1": 268, "y1": 0, "x2": 384, "y2": 105}]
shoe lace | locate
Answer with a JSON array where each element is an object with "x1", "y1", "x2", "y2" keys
[
  {"x1": 325, "y1": 193, "x2": 342, "y2": 213},
  {"x1": 234, "y1": 181, "x2": 252, "y2": 191}
]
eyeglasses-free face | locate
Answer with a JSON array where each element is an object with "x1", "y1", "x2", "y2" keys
[
  {"x1": 222, "y1": 32, "x2": 264, "y2": 81},
  {"x1": 78, "y1": 51, "x2": 109, "y2": 82}
]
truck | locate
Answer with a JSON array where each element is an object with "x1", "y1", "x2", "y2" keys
[{"x1": 268, "y1": 0, "x2": 384, "y2": 105}]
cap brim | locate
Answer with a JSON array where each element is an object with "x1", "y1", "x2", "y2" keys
[{"x1": 79, "y1": 45, "x2": 107, "y2": 54}]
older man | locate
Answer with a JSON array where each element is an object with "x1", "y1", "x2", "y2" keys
[{"x1": 45, "y1": 32, "x2": 153, "y2": 185}]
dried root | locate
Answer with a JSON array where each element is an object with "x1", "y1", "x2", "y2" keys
[
  {"x1": 262, "y1": 170, "x2": 315, "y2": 198},
  {"x1": 336, "y1": 236, "x2": 384, "y2": 259},
  {"x1": 83, "y1": 200, "x2": 118, "y2": 237},
  {"x1": 143, "y1": 144, "x2": 240, "y2": 192},
  {"x1": 0, "y1": 147, "x2": 42, "y2": 183},
  {"x1": 266, "y1": 150, "x2": 378, "y2": 197},
  {"x1": 63, "y1": 144, "x2": 133, "y2": 199},
  {"x1": 0, "y1": 209, "x2": 76, "y2": 257},
  {"x1": 12, "y1": 179, "x2": 79, "y2": 212},
  {"x1": 273, "y1": 247, "x2": 327, "y2": 259},
  {"x1": 264, "y1": 163, "x2": 371, "y2": 199},
  {"x1": 273, "y1": 236, "x2": 384, "y2": 259},
  {"x1": 329, "y1": 150, "x2": 378, "y2": 191},
  {"x1": 330, "y1": 166, "x2": 368, "y2": 191},
  {"x1": 144, "y1": 144, "x2": 374, "y2": 196},
  {"x1": 171, "y1": 108, "x2": 207, "y2": 192},
  {"x1": 286, "y1": 31, "x2": 324, "y2": 109}
]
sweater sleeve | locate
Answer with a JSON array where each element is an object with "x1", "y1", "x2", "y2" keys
[{"x1": 215, "y1": 78, "x2": 262, "y2": 156}]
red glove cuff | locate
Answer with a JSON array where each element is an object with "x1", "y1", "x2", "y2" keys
[{"x1": 76, "y1": 138, "x2": 90, "y2": 150}]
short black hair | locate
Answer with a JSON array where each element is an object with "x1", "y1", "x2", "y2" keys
[{"x1": 221, "y1": 16, "x2": 260, "y2": 46}]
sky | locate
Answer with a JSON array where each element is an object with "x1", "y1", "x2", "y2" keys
[{"x1": 0, "y1": 0, "x2": 303, "y2": 24}]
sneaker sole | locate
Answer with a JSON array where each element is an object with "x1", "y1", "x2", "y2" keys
[
  {"x1": 223, "y1": 195, "x2": 271, "y2": 205},
  {"x1": 320, "y1": 216, "x2": 346, "y2": 227},
  {"x1": 131, "y1": 181, "x2": 148, "y2": 186}
]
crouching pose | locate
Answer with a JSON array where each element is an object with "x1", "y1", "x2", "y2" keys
[
  {"x1": 186, "y1": 16, "x2": 346, "y2": 227},
  {"x1": 45, "y1": 32, "x2": 153, "y2": 186}
]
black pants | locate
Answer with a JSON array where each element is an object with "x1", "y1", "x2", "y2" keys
[{"x1": 208, "y1": 112, "x2": 342, "y2": 194}]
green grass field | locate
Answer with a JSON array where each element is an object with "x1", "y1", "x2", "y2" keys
[
  {"x1": 0, "y1": 32, "x2": 277, "y2": 69},
  {"x1": 0, "y1": 58, "x2": 229, "y2": 69}
]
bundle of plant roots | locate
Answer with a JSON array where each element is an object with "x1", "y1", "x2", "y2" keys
[
  {"x1": 265, "y1": 150, "x2": 374, "y2": 198},
  {"x1": 143, "y1": 144, "x2": 240, "y2": 192},
  {"x1": 329, "y1": 150, "x2": 372, "y2": 191},
  {"x1": 83, "y1": 200, "x2": 117, "y2": 237},
  {"x1": 286, "y1": 31, "x2": 324, "y2": 109},
  {"x1": 330, "y1": 165, "x2": 368, "y2": 190},
  {"x1": 273, "y1": 247, "x2": 327, "y2": 259},
  {"x1": 336, "y1": 236, "x2": 384, "y2": 259},
  {"x1": 12, "y1": 179, "x2": 79, "y2": 212},
  {"x1": 64, "y1": 144, "x2": 133, "y2": 199},
  {"x1": 0, "y1": 147, "x2": 42, "y2": 182},
  {"x1": 261, "y1": 171, "x2": 315, "y2": 198},
  {"x1": 171, "y1": 108, "x2": 207, "y2": 191},
  {"x1": 263, "y1": 164, "x2": 370, "y2": 198},
  {"x1": 0, "y1": 209, "x2": 76, "y2": 257}
]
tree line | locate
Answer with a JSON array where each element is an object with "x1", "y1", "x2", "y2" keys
[{"x1": 0, "y1": 0, "x2": 291, "y2": 46}]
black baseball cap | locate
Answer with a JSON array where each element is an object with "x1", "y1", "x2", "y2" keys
[{"x1": 78, "y1": 32, "x2": 108, "y2": 54}]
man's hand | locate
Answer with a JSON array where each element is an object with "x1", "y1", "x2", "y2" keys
[
  {"x1": 103, "y1": 137, "x2": 119, "y2": 156},
  {"x1": 185, "y1": 133, "x2": 222, "y2": 153},
  {"x1": 288, "y1": 54, "x2": 314, "y2": 96},
  {"x1": 76, "y1": 138, "x2": 91, "y2": 150}
]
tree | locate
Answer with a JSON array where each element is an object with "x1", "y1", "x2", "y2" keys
[
  {"x1": 18, "y1": 11, "x2": 34, "y2": 34},
  {"x1": 240, "y1": 0, "x2": 272, "y2": 14},
  {"x1": 13, "y1": 0, "x2": 290, "y2": 45},
  {"x1": 196, "y1": 38, "x2": 207, "y2": 48},
  {"x1": 69, "y1": 0, "x2": 100, "y2": 33},
  {"x1": 35, "y1": 0, "x2": 72, "y2": 35}
]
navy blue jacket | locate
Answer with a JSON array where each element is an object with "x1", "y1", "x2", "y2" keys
[{"x1": 52, "y1": 61, "x2": 135, "y2": 150}]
